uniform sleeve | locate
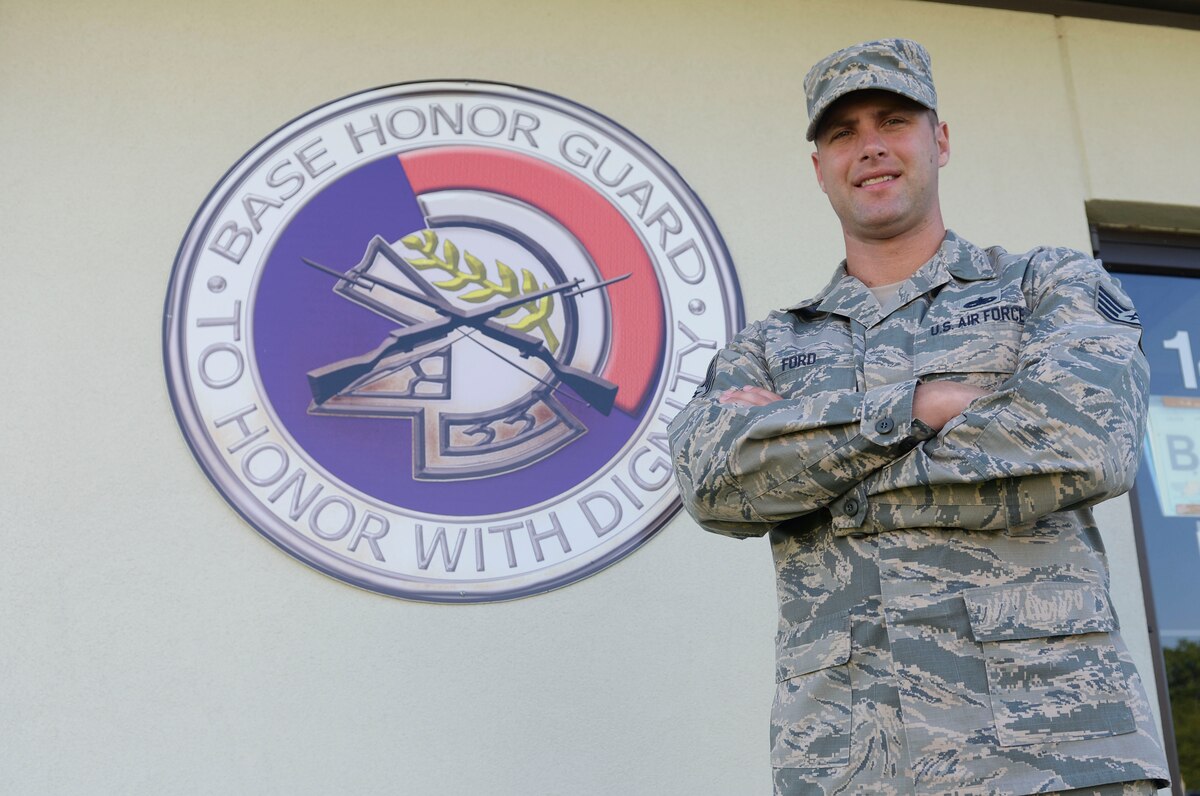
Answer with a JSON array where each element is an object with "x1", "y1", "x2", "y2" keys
[
  {"x1": 667, "y1": 320, "x2": 935, "y2": 539},
  {"x1": 834, "y1": 250, "x2": 1148, "y2": 534}
]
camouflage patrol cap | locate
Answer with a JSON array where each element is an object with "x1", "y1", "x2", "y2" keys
[{"x1": 804, "y1": 38, "x2": 938, "y2": 141}]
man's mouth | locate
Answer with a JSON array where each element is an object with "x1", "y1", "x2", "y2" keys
[{"x1": 858, "y1": 174, "x2": 898, "y2": 187}]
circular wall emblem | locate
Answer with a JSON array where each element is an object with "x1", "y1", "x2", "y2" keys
[{"x1": 164, "y1": 81, "x2": 742, "y2": 602}]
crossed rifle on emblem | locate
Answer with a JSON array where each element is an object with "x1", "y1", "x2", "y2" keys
[{"x1": 302, "y1": 236, "x2": 628, "y2": 415}]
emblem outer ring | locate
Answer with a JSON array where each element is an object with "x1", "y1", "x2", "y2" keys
[{"x1": 164, "y1": 80, "x2": 743, "y2": 602}]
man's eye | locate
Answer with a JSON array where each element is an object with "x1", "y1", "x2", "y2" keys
[{"x1": 830, "y1": 129, "x2": 850, "y2": 140}]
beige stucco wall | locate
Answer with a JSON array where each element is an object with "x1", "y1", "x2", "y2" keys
[
  {"x1": 1063, "y1": 18, "x2": 1200, "y2": 213},
  {"x1": 3, "y1": 1, "x2": 1197, "y2": 793}
]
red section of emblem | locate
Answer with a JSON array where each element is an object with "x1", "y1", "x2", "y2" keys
[{"x1": 399, "y1": 146, "x2": 664, "y2": 414}]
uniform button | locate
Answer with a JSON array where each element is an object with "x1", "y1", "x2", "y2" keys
[
  {"x1": 843, "y1": 498, "x2": 859, "y2": 516},
  {"x1": 875, "y1": 417, "x2": 895, "y2": 434}
]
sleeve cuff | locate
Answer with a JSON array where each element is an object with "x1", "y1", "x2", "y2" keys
[{"x1": 860, "y1": 379, "x2": 933, "y2": 446}]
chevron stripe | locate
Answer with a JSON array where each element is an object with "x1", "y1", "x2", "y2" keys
[{"x1": 1097, "y1": 284, "x2": 1141, "y2": 327}]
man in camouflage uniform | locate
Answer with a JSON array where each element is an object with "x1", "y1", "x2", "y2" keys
[{"x1": 668, "y1": 39, "x2": 1171, "y2": 795}]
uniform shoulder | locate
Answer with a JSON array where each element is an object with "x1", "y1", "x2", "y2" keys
[
  {"x1": 727, "y1": 312, "x2": 800, "y2": 347},
  {"x1": 985, "y1": 243, "x2": 1096, "y2": 268},
  {"x1": 985, "y1": 244, "x2": 1107, "y2": 290},
  {"x1": 720, "y1": 316, "x2": 772, "y2": 352},
  {"x1": 736, "y1": 309, "x2": 798, "y2": 331}
]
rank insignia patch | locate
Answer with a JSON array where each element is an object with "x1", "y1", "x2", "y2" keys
[{"x1": 1097, "y1": 283, "x2": 1141, "y2": 327}]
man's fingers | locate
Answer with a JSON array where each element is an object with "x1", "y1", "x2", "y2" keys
[
  {"x1": 717, "y1": 385, "x2": 785, "y2": 406},
  {"x1": 742, "y1": 387, "x2": 784, "y2": 403}
]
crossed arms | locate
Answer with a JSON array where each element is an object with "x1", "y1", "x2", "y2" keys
[{"x1": 667, "y1": 250, "x2": 1149, "y2": 538}]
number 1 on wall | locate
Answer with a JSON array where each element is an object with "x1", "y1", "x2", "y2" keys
[{"x1": 1163, "y1": 330, "x2": 1198, "y2": 390}]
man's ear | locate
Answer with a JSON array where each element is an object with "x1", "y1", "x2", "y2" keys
[
  {"x1": 811, "y1": 150, "x2": 827, "y2": 194},
  {"x1": 936, "y1": 120, "x2": 950, "y2": 168}
]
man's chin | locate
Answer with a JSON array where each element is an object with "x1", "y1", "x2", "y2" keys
[{"x1": 847, "y1": 217, "x2": 913, "y2": 242}]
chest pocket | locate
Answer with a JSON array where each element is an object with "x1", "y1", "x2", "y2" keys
[
  {"x1": 915, "y1": 287, "x2": 1027, "y2": 390},
  {"x1": 768, "y1": 316, "x2": 856, "y2": 397}
]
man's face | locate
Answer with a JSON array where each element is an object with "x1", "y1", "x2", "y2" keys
[{"x1": 810, "y1": 90, "x2": 950, "y2": 243}]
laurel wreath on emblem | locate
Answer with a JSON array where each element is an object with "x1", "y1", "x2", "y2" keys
[{"x1": 400, "y1": 230, "x2": 560, "y2": 353}]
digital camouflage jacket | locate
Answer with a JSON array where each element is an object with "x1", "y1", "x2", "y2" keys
[{"x1": 668, "y1": 231, "x2": 1170, "y2": 795}]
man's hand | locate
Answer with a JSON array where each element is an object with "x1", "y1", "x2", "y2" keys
[
  {"x1": 718, "y1": 385, "x2": 784, "y2": 407},
  {"x1": 913, "y1": 381, "x2": 989, "y2": 431}
]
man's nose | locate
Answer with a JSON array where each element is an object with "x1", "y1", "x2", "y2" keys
[{"x1": 858, "y1": 129, "x2": 887, "y2": 159}]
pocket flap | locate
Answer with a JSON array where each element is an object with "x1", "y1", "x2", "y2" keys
[
  {"x1": 963, "y1": 582, "x2": 1116, "y2": 642},
  {"x1": 775, "y1": 611, "x2": 850, "y2": 682}
]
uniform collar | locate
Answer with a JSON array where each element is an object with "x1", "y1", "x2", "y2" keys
[{"x1": 785, "y1": 230, "x2": 994, "y2": 326}]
